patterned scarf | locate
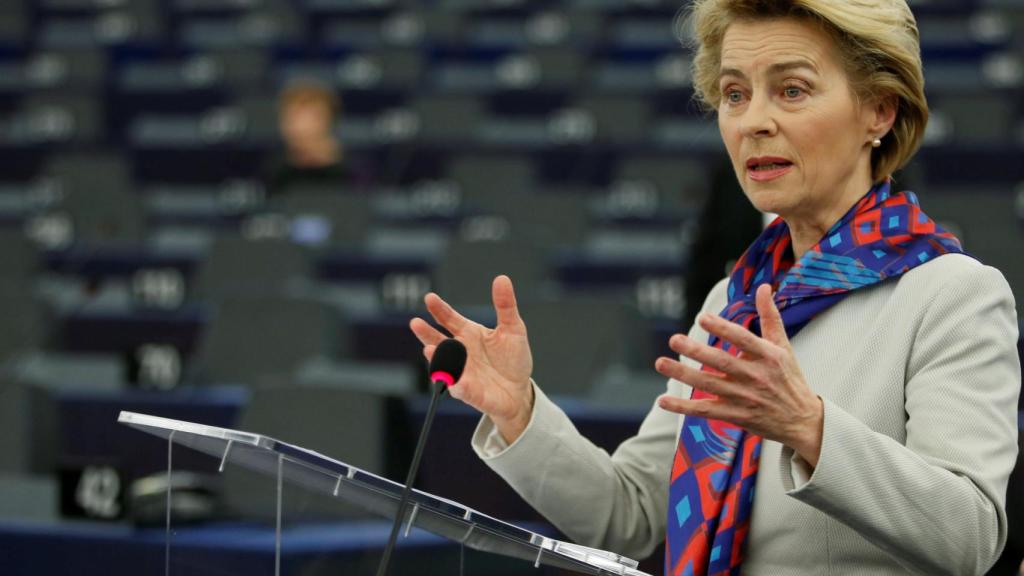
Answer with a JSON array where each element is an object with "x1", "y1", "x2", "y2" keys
[{"x1": 665, "y1": 180, "x2": 963, "y2": 576}]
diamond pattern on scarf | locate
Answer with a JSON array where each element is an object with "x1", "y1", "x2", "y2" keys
[{"x1": 665, "y1": 181, "x2": 962, "y2": 576}]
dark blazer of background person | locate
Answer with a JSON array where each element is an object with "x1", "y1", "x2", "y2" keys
[
  {"x1": 988, "y1": 436, "x2": 1024, "y2": 575},
  {"x1": 683, "y1": 157, "x2": 765, "y2": 330}
]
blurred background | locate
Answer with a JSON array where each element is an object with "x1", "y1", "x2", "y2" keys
[{"x1": 0, "y1": 0, "x2": 1021, "y2": 575}]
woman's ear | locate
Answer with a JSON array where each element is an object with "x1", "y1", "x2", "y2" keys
[{"x1": 868, "y1": 95, "x2": 898, "y2": 140}]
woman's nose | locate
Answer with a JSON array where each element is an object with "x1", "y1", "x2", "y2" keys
[{"x1": 739, "y1": 95, "x2": 777, "y2": 139}]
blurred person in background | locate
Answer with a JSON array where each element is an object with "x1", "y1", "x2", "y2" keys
[
  {"x1": 264, "y1": 82, "x2": 355, "y2": 198},
  {"x1": 683, "y1": 157, "x2": 765, "y2": 330},
  {"x1": 410, "y1": 0, "x2": 1021, "y2": 574}
]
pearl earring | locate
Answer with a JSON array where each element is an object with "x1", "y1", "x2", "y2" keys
[{"x1": 871, "y1": 138, "x2": 882, "y2": 148}]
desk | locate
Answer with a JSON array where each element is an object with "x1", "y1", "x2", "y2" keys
[
  {"x1": 0, "y1": 518, "x2": 579, "y2": 576},
  {"x1": 0, "y1": 519, "x2": 470, "y2": 576}
]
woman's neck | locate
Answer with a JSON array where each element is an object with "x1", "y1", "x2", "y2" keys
[
  {"x1": 787, "y1": 218, "x2": 834, "y2": 260},
  {"x1": 785, "y1": 174, "x2": 878, "y2": 259}
]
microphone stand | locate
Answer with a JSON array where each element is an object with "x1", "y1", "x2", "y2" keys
[{"x1": 374, "y1": 379, "x2": 447, "y2": 576}]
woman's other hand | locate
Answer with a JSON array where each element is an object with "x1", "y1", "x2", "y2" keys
[
  {"x1": 655, "y1": 284, "x2": 825, "y2": 467},
  {"x1": 409, "y1": 275, "x2": 535, "y2": 444}
]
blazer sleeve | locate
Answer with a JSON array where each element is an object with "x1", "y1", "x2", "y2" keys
[
  {"x1": 470, "y1": 279, "x2": 730, "y2": 559},
  {"x1": 779, "y1": 264, "x2": 1021, "y2": 575},
  {"x1": 471, "y1": 380, "x2": 680, "y2": 559}
]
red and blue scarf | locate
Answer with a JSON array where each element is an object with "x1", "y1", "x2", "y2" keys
[{"x1": 666, "y1": 180, "x2": 963, "y2": 576}]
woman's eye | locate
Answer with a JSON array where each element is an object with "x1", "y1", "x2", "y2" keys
[
  {"x1": 726, "y1": 90, "x2": 744, "y2": 103},
  {"x1": 784, "y1": 87, "x2": 804, "y2": 98}
]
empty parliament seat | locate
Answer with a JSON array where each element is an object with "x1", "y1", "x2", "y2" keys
[
  {"x1": 192, "y1": 295, "x2": 349, "y2": 385},
  {"x1": 191, "y1": 235, "x2": 312, "y2": 302},
  {"x1": 0, "y1": 2, "x2": 28, "y2": 47},
  {"x1": 449, "y1": 154, "x2": 538, "y2": 213},
  {"x1": 412, "y1": 95, "x2": 486, "y2": 143},
  {"x1": 222, "y1": 384, "x2": 404, "y2": 521},
  {"x1": 43, "y1": 153, "x2": 145, "y2": 245},
  {"x1": 491, "y1": 190, "x2": 592, "y2": 250},
  {"x1": 614, "y1": 154, "x2": 711, "y2": 213},
  {"x1": 433, "y1": 238, "x2": 548, "y2": 308},
  {"x1": 519, "y1": 295, "x2": 652, "y2": 396}
]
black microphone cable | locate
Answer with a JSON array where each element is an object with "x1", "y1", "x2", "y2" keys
[{"x1": 375, "y1": 338, "x2": 467, "y2": 576}]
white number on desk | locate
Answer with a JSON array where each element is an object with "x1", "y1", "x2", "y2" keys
[
  {"x1": 137, "y1": 344, "x2": 182, "y2": 390},
  {"x1": 607, "y1": 181, "x2": 659, "y2": 218},
  {"x1": 636, "y1": 276, "x2": 685, "y2": 319},
  {"x1": 382, "y1": 273, "x2": 430, "y2": 311},
  {"x1": 24, "y1": 211, "x2": 73, "y2": 250},
  {"x1": 410, "y1": 181, "x2": 461, "y2": 216},
  {"x1": 132, "y1": 268, "x2": 186, "y2": 309},
  {"x1": 75, "y1": 466, "x2": 122, "y2": 520}
]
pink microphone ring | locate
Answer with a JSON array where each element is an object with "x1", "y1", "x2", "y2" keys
[{"x1": 431, "y1": 371, "x2": 455, "y2": 387}]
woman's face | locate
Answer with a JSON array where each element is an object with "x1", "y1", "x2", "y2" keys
[
  {"x1": 717, "y1": 18, "x2": 890, "y2": 227},
  {"x1": 281, "y1": 101, "x2": 333, "y2": 146}
]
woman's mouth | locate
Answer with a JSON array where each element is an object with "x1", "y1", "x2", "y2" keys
[{"x1": 746, "y1": 158, "x2": 794, "y2": 182}]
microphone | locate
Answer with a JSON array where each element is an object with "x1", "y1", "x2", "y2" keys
[
  {"x1": 375, "y1": 338, "x2": 467, "y2": 576},
  {"x1": 427, "y1": 338, "x2": 467, "y2": 393}
]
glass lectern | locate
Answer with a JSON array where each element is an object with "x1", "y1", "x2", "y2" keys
[{"x1": 118, "y1": 411, "x2": 653, "y2": 576}]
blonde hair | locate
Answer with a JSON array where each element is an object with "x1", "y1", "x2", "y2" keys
[
  {"x1": 683, "y1": 0, "x2": 927, "y2": 181},
  {"x1": 279, "y1": 82, "x2": 341, "y2": 120}
]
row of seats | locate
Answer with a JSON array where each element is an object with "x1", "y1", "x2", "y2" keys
[
  {"x1": 1, "y1": 222, "x2": 684, "y2": 382},
  {"x1": 0, "y1": 151, "x2": 1020, "y2": 298},
  {"x1": 4, "y1": 0, "x2": 1022, "y2": 52},
  {"x1": 0, "y1": 94, "x2": 1019, "y2": 172},
  {"x1": 0, "y1": 148, "x2": 709, "y2": 199},
  {"x1": 0, "y1": 147, "x2": 1020, "y2": 244},
  {"x1": 3, "y1": 188, "x2": 1021, "y2": 389},
  {"x1": 0, "y1": 152, "x2": 702, "y2": 253},
  {"x1": 0, "y1": 42, "x2": 1019, "y2": 96}
]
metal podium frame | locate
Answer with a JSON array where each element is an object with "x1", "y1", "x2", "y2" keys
[{"x1": 118, "y1": 411, "x2": 653, "y2": 576}]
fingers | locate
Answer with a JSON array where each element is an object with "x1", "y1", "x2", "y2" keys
[
  {"x1": 668, "y1": 333, "x2": 755, "y2": 381},
  {"x1": 657, "y1": 395, "x2": 745, "y2": 423},
  {"x1": 654, "y1": 357, "x2": 749, "y2": 401},
  {"x1": 422, "y1": 344, "x2": 436, "y2": 363},
  {"x1": 424, "y1": 292, "x2": 471, "y2": 335},
  {"x1": 755, "y1": 283, "x2": 789, "y2": 345},
  {"x1": 698, "y1": 312, "x2": 773, "y2": 358},
  {"x1": 409, "y1": 317, "x2": 447, "y2": 347},
  {"x1": 492, "y1": 275, "x2": 525, "y2": 333}
]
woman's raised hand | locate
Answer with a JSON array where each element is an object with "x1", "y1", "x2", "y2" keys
[
  {"x1": 654, "y1": 284, "x2": 824, "y2": 466},
  {"x1": 409, "y1": 275, "x2": 535, "y2": 443}
]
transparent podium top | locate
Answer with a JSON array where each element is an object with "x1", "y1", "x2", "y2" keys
[{"x1": 118, "y1": 411, "x2": 653, "y2": 576}]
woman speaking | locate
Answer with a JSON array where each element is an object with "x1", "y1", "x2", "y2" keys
[{"x1": 409, "y1": 0, "x2": 1021, "y2": 574}]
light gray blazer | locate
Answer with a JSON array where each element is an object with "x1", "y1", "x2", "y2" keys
[{"x1": 472, "y1": 253, "x2": 1020, "y2": 575}]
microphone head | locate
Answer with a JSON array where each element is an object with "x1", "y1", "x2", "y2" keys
[{"x1": 428, "y1": 339, "x2": 467, "y2": 388}]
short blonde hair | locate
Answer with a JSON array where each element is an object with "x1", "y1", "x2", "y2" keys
[
  {"x1": 683, "y1": 0, "x2": 927, "y2": 181},
  {"x1": 279, "y1": 82, "x2": 341, "y2": 120}
]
